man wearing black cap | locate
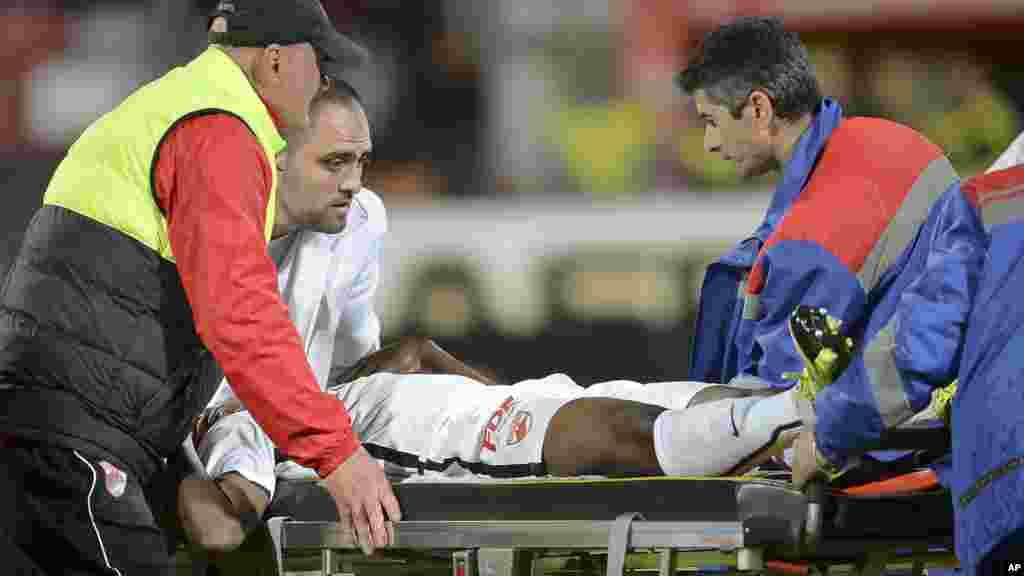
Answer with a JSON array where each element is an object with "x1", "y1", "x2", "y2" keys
[{"x1": 0, "y1": 1, "x2": 399, "y2": 573}]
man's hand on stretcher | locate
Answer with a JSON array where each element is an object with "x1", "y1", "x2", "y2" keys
[
  {"x1": 342, "y1": 336, "x2": 500, "y2": 385},
  {"x1": 324, "y1": 445, "x2": 402, "y2": 555},
  {"x1": 330, "y1": 338, "x2": 497, "y2": 552}
]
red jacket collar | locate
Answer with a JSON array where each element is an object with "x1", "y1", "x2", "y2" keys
[{"x1": 259, "y1": 95, "x2": 285, "y2": 133}]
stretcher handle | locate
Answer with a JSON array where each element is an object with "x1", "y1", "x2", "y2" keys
[{"x1": 802, "y1": 479, "x2": 826, "y2": 549}]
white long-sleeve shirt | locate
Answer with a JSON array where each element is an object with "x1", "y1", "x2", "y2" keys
[{"x1": 208, "y1": 187, "x2": 386, "y2": 405}]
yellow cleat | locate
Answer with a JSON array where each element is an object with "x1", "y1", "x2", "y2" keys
[
  {"x1": 785, "y1": 305, "x2": 855, "y2": 403},
  {"x1": 927, "y1": 380, "x2": 958, "y2": 427}
]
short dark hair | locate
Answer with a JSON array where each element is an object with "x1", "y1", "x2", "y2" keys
[
  {"x1": 311, "y1": 77, "x2": 364, "y2": 121},
  {"x1": 281, "y1": 78, "x2": 367, "y2": 149},
  {"x1": 282, "y1": 77, "x2": 369, "y2": 148},
  {"x1": 676, "y1": 16, "x2": 821, "y2": 121}
]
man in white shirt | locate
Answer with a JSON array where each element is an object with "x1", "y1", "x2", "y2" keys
[{"x1": 177, "y1": 77, "x2": 399, "y2": 554}]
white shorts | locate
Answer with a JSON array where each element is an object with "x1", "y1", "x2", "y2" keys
[{"x1": 195, "y1": 373, "x2": 718, "y2": 497}]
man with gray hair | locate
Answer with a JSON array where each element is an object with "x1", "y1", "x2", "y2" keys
[{"x1": 652, "y1": 16, "x2": 986, "y2": 479}]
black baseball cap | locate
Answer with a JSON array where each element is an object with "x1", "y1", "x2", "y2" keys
[{"x1": 209, "y1": 0, "x2": 369, "y2": 73}]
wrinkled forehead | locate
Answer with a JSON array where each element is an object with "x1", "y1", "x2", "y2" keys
[{"x1": 311, "y1": 102, "x2": 371, "y2": 150}]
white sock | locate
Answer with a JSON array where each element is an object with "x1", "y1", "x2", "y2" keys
[{"x1": 653, "y1": 389, "x2": 802, "y2": 476}]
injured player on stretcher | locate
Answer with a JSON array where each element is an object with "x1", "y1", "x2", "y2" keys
[
  {"x1": 183, "y1": 297, "x2": 947, "y2": 558},
  {"x1": 173, "y1": 79, "x2": 925, "y2": 559},
  {"x1": 184, "y1": 354, "x2": 809, "y2": 554}
]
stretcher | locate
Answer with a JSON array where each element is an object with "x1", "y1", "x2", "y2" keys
[{"x1": 197, "y1": 430, "x2": 957, "y2": 576}]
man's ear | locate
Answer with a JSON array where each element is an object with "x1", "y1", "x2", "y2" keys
[
  {"x1": 209, "y1": 16, "x2": 228, "y2": 34},
  {"x1": 263, "y1": 44, "x2": 283, "y2": 76},
  {"x1": 275, "y1": 150, "x2": 288, "y2": 172},
  {"x1": 748, "y1": 90, "x2": 775, "y2": 128}
]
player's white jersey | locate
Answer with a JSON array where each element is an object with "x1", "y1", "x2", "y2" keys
[
  {"x1": 197, "y1": 371, "x2": 718, "y2": 496},
  {"x1": 330, "y1": 371, "x2": 714, "y2": 478}
]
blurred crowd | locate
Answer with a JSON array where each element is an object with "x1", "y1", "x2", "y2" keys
[
  {"x1": 2, "y1": 0, "x2": 1023, "y2": 382},
  {"x1": 3, "y1": 1, "x2": 1022, "y2": 199}
]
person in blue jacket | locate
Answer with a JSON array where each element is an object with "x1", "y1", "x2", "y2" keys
[
  {"x1": 791, "y1": 165, "x2": 1024, "y2": 574},
  {"x1": 675, "y1": 16, "x2": 985, "y2": 415},
  {"x1": 951, "y1": 165, "x2": 1024, "y2": 573}
]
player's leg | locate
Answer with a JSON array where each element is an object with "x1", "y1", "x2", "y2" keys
[
  {"x1": 180, "y1": 410, "x2": 275, "y2": 554},
  {"x1": 543, "y1": 397, "x2": 667, "y2": 476},
  {"x1": 538, "y1": 385, "x2": 803, "y2": 478},
  {"x1": 651, "y1": 388, "x2": 803, "y2": 476},
  {"x1": 547, "y1": 308, "x2": 836, "y2": 478},
  {"x1": 536, "y1": 376, "x2": 783, "y2": 476}
]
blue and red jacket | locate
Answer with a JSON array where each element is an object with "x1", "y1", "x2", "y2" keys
[
  {"x1": 812, "y1": 179, "x2": 987, "y2": 468},
  {"x1": 688, "y1": 99, "x2": 986, "y2": 450},
  {"x1": 949, "y1": 166, "x2": 1024, "y2": 571},
  {"x1": 808, "y1": 166, "x2": 1024, "y2": 573}
]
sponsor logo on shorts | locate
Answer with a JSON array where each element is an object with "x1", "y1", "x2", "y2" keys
[
  {"x1": 506, "y1": 411, "x2": 532, "y2": 446},
  {"x1": 481, "y1": 396, "x2": 517, "y2": 452},
  {"x1": 98, "y1": 461, "x2": 127, "y2": 499}
]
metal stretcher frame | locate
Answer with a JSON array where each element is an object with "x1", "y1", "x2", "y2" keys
[
  {"x1": 269, "y1": 521, "x2": 954, "y2": 576},
  {"x1": 273, "y1": 518, "x2": 758, "y2": 575},
  {"x1": 248, "y1": 428, "x2": 957, "y2": 576},
  {"x1": 257, "y1": 473, "x2": 957, "y2": 576}
]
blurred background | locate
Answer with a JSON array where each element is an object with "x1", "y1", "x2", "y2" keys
[{"x1": 2, "y1": 0, "x2": 1022, "y2": 384}]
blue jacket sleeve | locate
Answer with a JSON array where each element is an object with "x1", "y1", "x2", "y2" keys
[
  {"x1": 815, "y1": 186, "x2": 986, "y2": 466},
  {"x1": 744, "y1": 242, "x2": 868, "y2": 389}
]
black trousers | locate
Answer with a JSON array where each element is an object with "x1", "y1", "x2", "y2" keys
[{"x1": 0, "y1": 440, "x2": 175, "y2": 575}]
